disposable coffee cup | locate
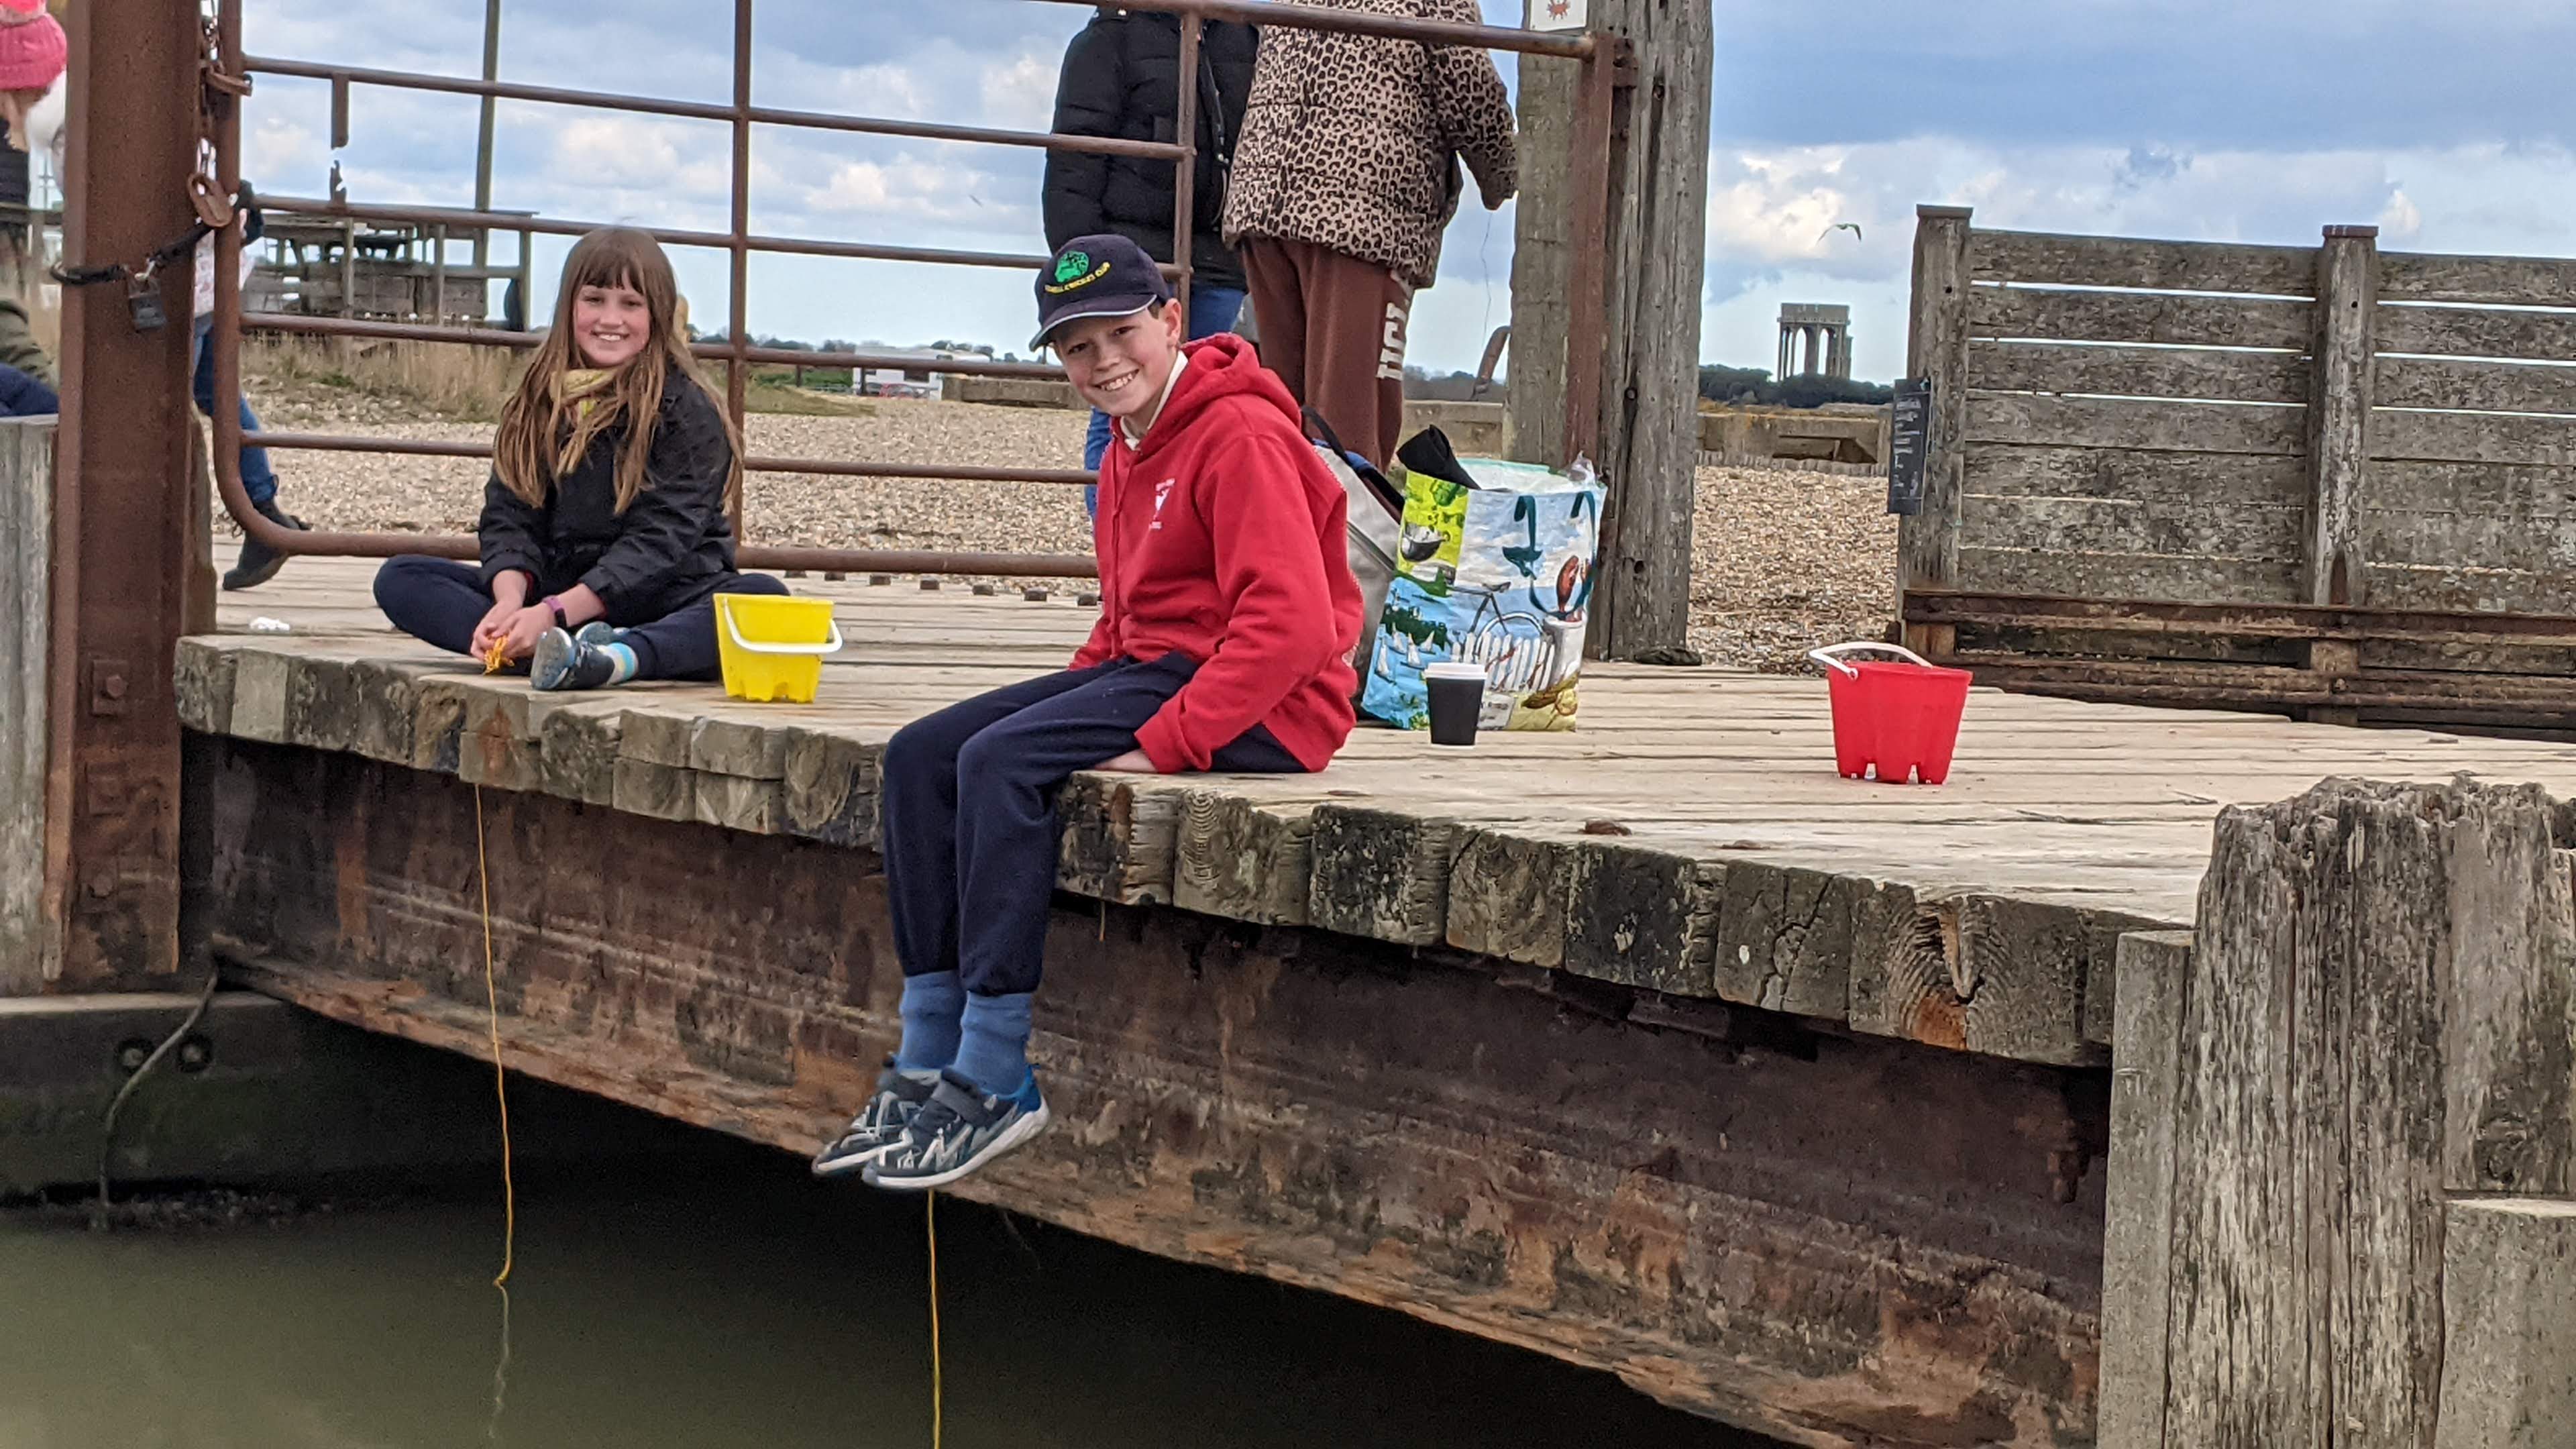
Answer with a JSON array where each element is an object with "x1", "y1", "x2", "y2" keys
[{"x1": 1424, "y1": 662, "x2": 1487, "y2": 747}]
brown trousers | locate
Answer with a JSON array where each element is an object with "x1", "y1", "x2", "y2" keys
[{"x1": 1238, "y1": 237, "x2": 1413, "y2": 470}]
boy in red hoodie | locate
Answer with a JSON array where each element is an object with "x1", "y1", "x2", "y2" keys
[{"x1": 814, "y1": 234, "x2": 1362, "y2": 1190}]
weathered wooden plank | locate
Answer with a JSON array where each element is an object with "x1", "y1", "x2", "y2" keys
[
  {"x1": 1955, "y1": 894, "x2": 2100, "y2": 1066},
  {"x1": 1900, "y1": 205, "x2": 1974, "y2": 596},
  {"x1": 2371, "y1": 408, "x2": 2576, "y2": 467},
  {"x1": 693, "y1": 771, "x2": 785, "y2": 835},
  {"x1": 1173, "y1": 788, "x2": 1317, "y2": 926},
  {"x1": 2159, "y1": 780, "x2": 2576, "y2": 1446},
  {"x1": 535, "y1": 700, "x2": 625, "y2": 808},
  {"x1": 2375, "y1": 354, "x2": 2576, "y2": 415},
  {"x1": 2366, "y1": 458, "x2": 2576, "y2": 517},
  {"x1": 2306, "y1": 226, "x2": 2379, "y2": 606},
  {"x1": 1443, "y1": 826, "x2": 1574, "y2": 968},
  {"x1": 1969, "y1": 339, "x2": 2309, "y2": 405},
  {"x1": 1053, "y1": 775, "x2": 1187, "y2": 906},
  {"x1": 2377, "y1": 302, "x2": 2576, "y2": 363},
  {"x1": 2358, "y1": 563, "x2": 2576, "y2": 618},
  {"x1": 1846, "y1": 879, "x2": 1964, "y2": 1049},
  {"x1": 1967, "y1": 392, "x2": 2308, "y2": 456},
  {"x1": 1561, "y1": 840, "x2": 1723, "y2": 996},
  {"x1": 173, "y1": 638, "x2": 239, "y2": 737},
  {"x1": 1970, "y1": 229, "x2": 2318, "y2": 297},
  {"x1": 1962, "y1": 491, "x2": 2304, "y2": 560},
  {"x1": 227, "y1": 648, "x2": 294, "y2": 745},
  {"x1": 2381, "y1": 250, "x2": 2576, "y2": 307},
  {"x1": 1970, "y1": 286, "x2": 2312, "y2": 349},
  {"x1": 609, "y1": 755, "x2": 696, "y2": 823},
  {"x1": 0, "y1": 419, "x2": 51, "y2": 993},
  {"x1": 1307, "y1": 806, "x2": 1456, "y2": 946},
  {"x1": 1963, "y1": 441, "x2": 2308, "y2": 508},
  {"x1": 2434, "y1": 1197, "x2": 2576, "y2": 1449},
  {"x1": 1956, "y1": 545, "x2": 2304, "y2": 604},
  {"x1": 689, "y1": 714, "x2": 790, "y2": 781},
  {"x1": 1709, "y1": 860, "x2": 1856, "y2": 1020},
  {"x1": 780, "y1": 727, "x2": 879, "y2": 850},
  {"x1": 2096, "y1": 928, "x2": 2192, "y2": 1449}
]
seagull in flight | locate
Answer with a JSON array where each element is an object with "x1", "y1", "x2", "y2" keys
[{"x1": 1818, "y1": 222, "x2": 1864, "y2": 243}]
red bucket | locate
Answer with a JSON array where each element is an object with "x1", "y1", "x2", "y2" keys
[{"x1": 1807, "y1": 643, "x2": 1972, "y2": 785}]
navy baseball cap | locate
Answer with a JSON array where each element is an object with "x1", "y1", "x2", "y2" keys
[{"x1": 1030, "y1": 233, "x2": 1174, "y2": 352}]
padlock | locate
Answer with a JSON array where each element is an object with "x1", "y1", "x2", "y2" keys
[{"x1": 125, "y1": 270, "x2": 167, "y2": 333}]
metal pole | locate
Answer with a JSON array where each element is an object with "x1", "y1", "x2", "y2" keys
[
  {"x1": 1169, "y1": 14, "x2": 1200, "y2": 319},
  {"x1": 472, "y1": 0, "x2": 499, "y2": 271},
  {"x1": 727, "y1": 0, "x2": 751, "y2": 457}
]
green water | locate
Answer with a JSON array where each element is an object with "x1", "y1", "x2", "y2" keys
[{"x1": 1, "y1": 1132, "x2": 1760, "y2": 1448}]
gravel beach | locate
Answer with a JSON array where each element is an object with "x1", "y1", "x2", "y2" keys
[{"x1": 241, "y1": 378, "x2": 1896, "y2": 672}]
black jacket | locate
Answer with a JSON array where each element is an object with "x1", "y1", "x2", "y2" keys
[
  {"x1": 1042, "y1": 9, "x2": 1257, "y2": 294},
  {"x1": 477, "y1": 369, "x2": 740, "y2": 623}
]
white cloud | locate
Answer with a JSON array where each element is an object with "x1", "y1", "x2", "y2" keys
[
  {"x1": 978, "y1": 50, "x2": 1058, "y2": 136},
  {"x1": 2378, "y1": 188, "x2": 2424, "y2": 241}
]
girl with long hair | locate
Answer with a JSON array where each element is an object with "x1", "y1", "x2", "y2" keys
[{"x1": 374, "y1": 227, "x2": 786, "y2": 690}]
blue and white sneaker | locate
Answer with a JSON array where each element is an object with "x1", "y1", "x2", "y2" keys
[
  {"x1": 863, "y1": 1069, "x2": 1051, "y2": 1191},
  {"x1": 530, "y1": 622, "x2": 624, "y2": 691},
  {"x1": 810, "y1": 1059, "x2": 941, "y2": 1177}
]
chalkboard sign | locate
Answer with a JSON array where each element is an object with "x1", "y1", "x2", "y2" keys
[{"x1": 1886, "y1": 378, "x2": 1931, "y2": 517}]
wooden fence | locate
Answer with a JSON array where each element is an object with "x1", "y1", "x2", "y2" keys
[
  {"x1": 2099, "y1": 777, "x2": 2576, "y2": 1447},
  {"x1": 1898, "y1": 206, "x2": 2576, "y2": 730}
]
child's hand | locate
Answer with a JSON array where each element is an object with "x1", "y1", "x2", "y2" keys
[
  {"x1": 495, "y1": 605, "x2": 555, "y2": 661},
  {"x1": 1093, "y1": 749, "x2": 1157, "y2": 773},
  {"x1": 469, "y1": 598, "x2": 518, "y2": 658}
]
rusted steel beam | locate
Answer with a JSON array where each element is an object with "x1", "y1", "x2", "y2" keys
[
  {"x1": 41, "y1": 0, "x2": 202, "y2": 988},
  {"x1": 244, "y1": 312, "x2": 1082, "y2": 382},
  {"x1": 201, "y1": 742, "x2": 2106, "y2": 1448},
  {"x1": 244, "y1": 54, "x2": 1193, "y2": 162}
]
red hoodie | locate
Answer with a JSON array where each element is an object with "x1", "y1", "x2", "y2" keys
[{"x1": 1073, "y1": 334, "x2": 1361, "y2": 773}]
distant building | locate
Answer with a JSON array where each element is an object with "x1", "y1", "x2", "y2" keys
[
  {"x1": 1777, "y1": 303, "x2": 1853, "y2": 380},
  {"x1": 851, "y1": 347, "x2": 973, "y2": 398}
]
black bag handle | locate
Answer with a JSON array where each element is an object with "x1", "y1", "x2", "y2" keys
[{"x1": 1303, "y1": 407, "x2": 1406, "y2": 519}]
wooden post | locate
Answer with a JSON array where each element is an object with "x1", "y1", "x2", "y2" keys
[
  {"x1": 1, "y1": 420, "x2": 54, "y2": 992},
  {"x1": 2436, "y1": 1198, "x2": 2576, "y2": 1449},
  {"x1": 1898, "y1": 205, "x2": 1971, "y2": 656},
  {"x1": 2096, "y1": 928, "x2": 2192, "y2": 1449},
  {"x1": 1510, "y1": 5, "x2": 1711, "y2": 663},
  {"x1": 2306, "y1": 223, "x2": 2378, "y2": 608},
  {"x1": 2098, "y1": 777, "x2": 2576, "y2": 1447}
]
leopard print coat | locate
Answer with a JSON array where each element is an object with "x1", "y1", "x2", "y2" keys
[{"x1": 1220, "y1": 0, "x2": 1517, "y2": 290}]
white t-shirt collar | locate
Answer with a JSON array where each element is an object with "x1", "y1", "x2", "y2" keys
[{"x1": 1119, "y1": 350, "x2": 1191, "y2": 451}]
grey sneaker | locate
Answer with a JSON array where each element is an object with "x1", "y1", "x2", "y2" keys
[
  {"x1": 810, "y1": 1059, "x2": 939, "y2": 1178},
  {"x1": 531, "y1": 625, "x2": 619, "y2": 691},
  {"x1": 863, "y1": 1070, "x2": 1050, "y2": 1191}
]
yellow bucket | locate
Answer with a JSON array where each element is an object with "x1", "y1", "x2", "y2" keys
[{"x1": 713, "y1": 593, "x2": 842, "y2": 702}]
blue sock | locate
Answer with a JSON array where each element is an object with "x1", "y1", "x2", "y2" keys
[
  {"x1": 951, "y1": 991, "x2": 1036, "y2": 1098},
  {"x1": 895, "y1": 971, "x2": 965, "y2": 1071},
  {"x1": 602, "y1": 641, "x2": 639, "y2": 685}
]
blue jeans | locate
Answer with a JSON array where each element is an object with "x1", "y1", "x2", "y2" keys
[
  {"x1": 192, "y1": 315, "x2": 276, "y2": 508},
  {"x1": 1083, "y1": 284, "x2": 1245, "y2": 514}
]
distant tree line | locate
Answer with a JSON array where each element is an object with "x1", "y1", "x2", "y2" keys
[{"x1": 1698, "y1": 364, "x2": 1894, "y2": 409}]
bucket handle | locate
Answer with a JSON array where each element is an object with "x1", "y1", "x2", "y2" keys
[
  {"x1": 1806, "y1": 641, "x2": 1933, "y2": 678},
  {"x1": 722, "y1": 610, "x2": 846, "y2": 657}
]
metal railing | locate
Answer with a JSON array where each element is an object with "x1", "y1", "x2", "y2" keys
[{"x1": 209, "y1": 0, "x2": 1608, "y2": 578}]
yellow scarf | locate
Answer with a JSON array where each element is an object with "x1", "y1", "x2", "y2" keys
[{"x1": 550, "y1": 367, "x2": 618, "y2": 474}]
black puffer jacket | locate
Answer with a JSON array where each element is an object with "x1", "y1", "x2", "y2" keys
[
  {"x1": 476, "y1": 368, "x2": 741, "y2": 623},
  {"x1": 1042, "y1": 9, "x2": 1258, "y2": 294}
]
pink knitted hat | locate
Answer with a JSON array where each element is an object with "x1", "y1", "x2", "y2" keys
[{"x1": 0, "y1": 12, "x2": 64, "y2": 94}]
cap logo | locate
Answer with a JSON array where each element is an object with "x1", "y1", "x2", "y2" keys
[{"x1": 1045, "y1": 251, "x2": 1113, "y2": 294}]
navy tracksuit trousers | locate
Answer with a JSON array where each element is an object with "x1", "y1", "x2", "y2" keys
[{"x1": 882, "y1": 653, "x2": 1302, "y2": 997}]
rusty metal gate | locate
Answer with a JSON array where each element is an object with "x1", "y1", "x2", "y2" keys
[{"x1": 205, "y1": 0, "x2": 1613, "y2": 580}]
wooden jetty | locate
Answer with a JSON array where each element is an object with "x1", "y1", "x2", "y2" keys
[{"x1": 170, "y1": 554, "x2": 2576, "y2": 1447}]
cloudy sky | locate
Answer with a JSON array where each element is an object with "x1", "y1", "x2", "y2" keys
[{"x1": 238, "y1": 0, "x2": 2576, "y2": 380}]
